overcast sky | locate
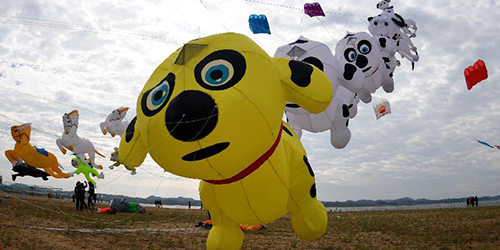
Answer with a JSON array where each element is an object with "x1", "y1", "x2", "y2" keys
[{"x1": 0, "y1": 0, "x2": 499, "y2": 202}]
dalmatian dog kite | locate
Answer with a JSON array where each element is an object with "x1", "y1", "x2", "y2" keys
[
  {"x1": 376, "y1": 0, "x2": 391, "y2": 10},
  {"x1": 334, "y1": 32, "x2": 394, "y2": 103},
  {"x1": 368, "y1": 8, "x2": 419, "y2": 67},
  {"x1": 274, "y1": 36, "x2": 360, "y2": 149}
]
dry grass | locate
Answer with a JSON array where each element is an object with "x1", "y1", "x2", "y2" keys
[{"x1": 0, "y1": 194, "x2": 499, "y2": 250}]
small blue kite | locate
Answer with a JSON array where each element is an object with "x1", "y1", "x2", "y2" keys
[{"x1": 249, "y1": 14, "x2": 271, "y2": 34}]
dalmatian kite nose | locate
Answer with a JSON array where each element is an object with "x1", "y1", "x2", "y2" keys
[
  {"x1": 356, "y1": 55, "x2": 369, "y2": 69},
  {"x1": 165, "y1": 90, "x2": 218, "y2": 142}
]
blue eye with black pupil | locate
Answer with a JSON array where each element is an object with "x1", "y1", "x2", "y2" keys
[
  {"x1": 210, "y1": 70, "x2": 222, "y2": 80},
  {"x1": 349, "y1": 51, "x2": 356, "y2": 61},
  {"x1": 205, "y1": 65, "x2": 229, "y2": 85},
  {"x1": 152, "y1": 85, "x2": 169, "y2": 106}
]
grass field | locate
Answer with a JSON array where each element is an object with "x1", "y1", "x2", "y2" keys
[{"x1": 0, "y1": 194, "x2": 499, "y2": 250}]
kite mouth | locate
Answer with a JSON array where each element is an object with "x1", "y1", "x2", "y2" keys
[
  {"x1": 182, "y1": 142, "x2": 230, "y2": 161},
  {"x1": 285, "y1": 103, "x2": 301, "y2": 108},
  {"x1": 366, "y1": 66, "x2": 379, "y2": 77}
]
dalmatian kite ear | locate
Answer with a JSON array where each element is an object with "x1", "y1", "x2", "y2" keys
[
  {"x1": 368, "y1": 17, "x2": 373, "y2": 22},
  {"x1": 392, "y1": 13, "x2": 406, "y2": 28},
  {"x1": 273, "y1": 57, "x2": 332, "y2": 114}
]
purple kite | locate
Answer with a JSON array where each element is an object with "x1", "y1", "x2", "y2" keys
[{"x1": 304, "y1": 2, "x2": 325, "y2": 17}]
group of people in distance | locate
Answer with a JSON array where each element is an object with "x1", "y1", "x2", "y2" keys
[
  {"x1": 154, "y1": 199, "x2": 163, "y2": 208},
  {"x1": 466, "y1": 196, "x2": 479, "y2": 207},
  {"x1": 71, "y1": 181, "x2": 97, "y2": 211}
]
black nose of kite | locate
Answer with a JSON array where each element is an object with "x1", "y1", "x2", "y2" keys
[
  {"x1": 165, "y1": 90, "x2": 218, "y2": 142},
  {"x1": 356, "y1": 55, "x2": 369, "y2": 69}
]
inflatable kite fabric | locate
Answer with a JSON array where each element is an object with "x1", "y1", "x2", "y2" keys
[
  {"x1": 113, "y1": 32, "x2": 330, "y2": 250},
  {"x1": 304, "y1": 2, "x2": 325, "y2": 17},
  {"x1": 496, "y1": 145, "x2": 500, "y2": 151},
  {"x1": 367, "y1": 4, "x2": 419, "y2": 69},
  {"x1": 373, "y1": 99, "x2": 391, "y2": 120},
  {"x1": 110, "y1": 198, "x2": 146, "y2": 213},
  {"x1": 274, "y1": 36, "x2": 358, "y2": 149},
  {"x1": 334, "y1": 32, "x2": 394, "y2": 103},
  {"x1": 476, "y1": 140, "x2": 494, "y2": 149},
  {"x1": 195, "y1": 220, "x2": 266, "y2": 231},
  {"x1": 70, "y1": 158, "x2": 104, "y2": 186},
  {"x1": 100, "y1": 107, "x2": 130, "y2": 137},
  {"x1": 11, "y1": 163, "x2": 50, "y2": 181},
  {"x1": 5, "y1": 123, "x2": 70, "y2": 179},
  {"x1": 97, "y1": 207, "x2": 117, "y2": 214},
  {"x1": 465, "y1": 60, "x2": 488, "y2": 90},
  {"x1": 56, "y1": 110, "x2": 106, "y2": 170},
  {"x1": 248, "y1": 14, "x2": 271, "y2": 34}
]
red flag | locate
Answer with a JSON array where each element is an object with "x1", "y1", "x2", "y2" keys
[{"x1": 496, "y1": 145, "x2": 500, "y2": 151}]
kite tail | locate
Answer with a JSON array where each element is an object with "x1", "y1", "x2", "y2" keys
[{"x1": 95, "y1": 150, "x2": 106, "y2": 158}]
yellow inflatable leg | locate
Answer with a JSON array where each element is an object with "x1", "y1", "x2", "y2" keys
[
  {"x1": 206, "y1": 209, "x2": 244, "y2": 250},
  {"x1": 290, "y1": 199, "x2": 327, "y2": 241},
  {"x1": 47, "y1": 154, "x2": 70, "y2": 178},
  {"x1": 5, "y1": 150, "x2": 18, "y2": 164},
  {"x1": 43, "y1": 167, "x2": 63, "y2": 179},
  {"x1": 287, "y1": 154, "x2": 327, "y2": 241}
]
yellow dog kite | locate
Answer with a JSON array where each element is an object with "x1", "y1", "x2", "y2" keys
[{"x1": 114, "y1": 33, "x2": 333, "y2": 250}]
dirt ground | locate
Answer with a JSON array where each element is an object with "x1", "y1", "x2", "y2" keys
[{"x1": 0, "y1": 194, "x2": 499, "y2": 250}]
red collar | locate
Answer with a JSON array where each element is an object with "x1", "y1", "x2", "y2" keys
[{"x1": 203, "y1": 123, "x2": 283, "y2": 185}]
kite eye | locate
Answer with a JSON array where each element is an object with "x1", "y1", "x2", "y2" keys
[
  {"x1": 202, "y1": 60, "x2": 233, "y2": 87},
  {"x1": 195, "y1": 50, "x2": 246, "y2": 90},
  {"x1": 141, "y1": 73, "x2": 175, "y2": 117},
  {"x1": 374, "y1": 21, "x2": 378, "y2": 25},
  {"x1": 384, "y1": 21, "x2": 389, "y2": 26},
  {"x1": 344, "y1": 48, "x2": 357, "y2": 62},
  {"x1": 357, "y1": 40, "x2": 372, "y2": 55}
]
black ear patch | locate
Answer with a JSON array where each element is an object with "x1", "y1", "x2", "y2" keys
[
  {"x1": 379, "y1": 38, "x2": 387, "y2": 48},
  {"x1": 289, "y1": 60, "x2": 313, "y2": 87},
  {"x1": 342, "y1": 104, "x2": 350, "y2": 118},
  {"x1": 368, "y1": 16, "x2": 373, "y2": 22},
  {"x1": 343, "y1": 64, "x2": 357, "y2": 80},
  {"x1": 302, "y1": 57, "x2": 324, "y2": 72},
  {"x1": 125, "y1": 116, "x2": 137, "y2": 143}
]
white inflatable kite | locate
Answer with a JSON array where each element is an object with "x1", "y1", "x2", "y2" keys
[
  {"x1": 274, "y1": 36, "x2": 359, "y2": 149},
  {"x1": 334, "y1": 32, "x2": 394, "y2": 103},
  {"x1": 100, "y1": 107, "x2": 130, "y2": 138},
  {"x1": 56, "y1": 110, "x2": 106, "y2": 169}
]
